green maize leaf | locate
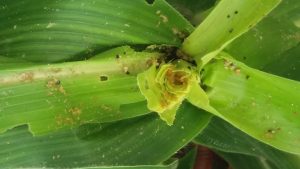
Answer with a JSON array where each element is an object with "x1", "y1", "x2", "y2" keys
[
  {"x1": 226, "y1": 0, "x2": 300, "y2": 69},
  {"x1": 263, "y1": 44, "x2": 300, "y2": 81},
  {"x1": 0, "y1": 46, "x2": 164, "y2": 135},
  {"x1": 0, "y1": 55, "x2": 36, "y2": 69},
  {"x1": 0, "y1": 0, "x2": 193, "y2": 62},
  {"x1": 201, "y1": 53, "x2": 300, "y2": 154},
  {"x1": 0, "y1": 102, "x2": 212, "y2": 168},
  {"x1": 181, "y1": 0, "x2": 281, "y2": 65},
  {"x1": 195, "y1": 117, "x2": 300, "y2": 169}
]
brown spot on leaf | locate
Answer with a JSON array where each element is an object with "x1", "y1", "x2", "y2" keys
[
  {"x1": 156, "y1": 10, "x2": 168, "y2": 23},
  {"x1": 146, "y1": 59, "x2": 154, "y2": 68},
  {"x1": 235, "y1": 68, "x2": 241, "y2": 75},
  {"x1": 69, "y1": 107, "x2": 81, "y2": 116},
  {"x1": 51, "y1": 68, "x2": 62, "y2": 73},
  {"x1": 46, "y1": 78, "x2": 66, "y2": 95},
  {"x1": 19, "y1": 72, "x2": 34, "y2": 82},
  {"x1": 159, "y1": 15, "x2": 168, "y2": 23},
  {"x1": 172, "y1": 28, "x2": 187, "y2": 39},
  {"x1": 55, "y1": 115, "x2": 74, "y2": 126},
  {"x1": 265, "y1": 128, "x2": 281, "y2": 139},
  {"x1": 100, "y1": 105, "x2": 113, "y2": 112}
]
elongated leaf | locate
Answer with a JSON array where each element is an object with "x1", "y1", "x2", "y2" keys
[
  {"x1": 226, "y1": 0, "x2": 300, "y2": 69},
  {"x1": 201, "y1": 53, "x2": 300, "y2": 154},
  {"x1": 0, "y1": 46, "x2": 163, "y2": 135},
  {"x1": 0, "y1": 102, "x2": 212, "y2": 168},
  {"x1": 181, "y1": 0, "x2": 280, "y2": 64},
  {"x1": 195, "y1": 117, "x2": 300, "y2": 169},
  {"x1": 0, "y1": 0, "x2": 193, "y2": 62}
]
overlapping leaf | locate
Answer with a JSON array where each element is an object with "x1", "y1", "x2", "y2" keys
[
  {"x1": 201, "y1": 53, "x2": 300, "y2": 154},
  {"x1": 225, "y1": 0, "x2": 300, "y2": 69},
  {"x1": 181, "y1": 0, "x2": 280, "y2": 65},
  {"x1": 195, "y1": 117, "x2": 300, "y2": 169},
  {"x1": 0, "y1": 102, "x2": 212, "y2": 168},
  {"x1": 263, "y1": 43, "x2": 300, "y2": 81},
  {"x1": 0, "y1": 46, "x2": 162, "y2": 135},
  {"x1": 0, "y1": 0, "x2": 193, "y2": 62}
]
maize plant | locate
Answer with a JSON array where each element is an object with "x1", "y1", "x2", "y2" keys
[{"x1": 0, "y1": 0, "x2": 300, "y2": 168}]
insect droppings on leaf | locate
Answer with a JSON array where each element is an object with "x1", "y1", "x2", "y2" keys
[
  {"x1": 122, "y1": 66, "x2": 130, "y2": 75},
  {"x1": 265, "y1": 128, "x2": 281, "y2": 139},
  {"x1": 100, "y1": 75, "x2": 108, "y2": 81},
  {"x1": 46, "y1": 78, "x2": 66, "y2": 95},
  {"x1": 55, "y1": 80, "x2": 61, "y2": 85}
]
